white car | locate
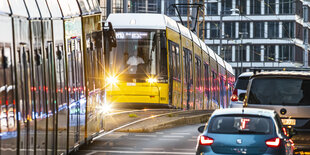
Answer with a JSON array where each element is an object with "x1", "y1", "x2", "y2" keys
[{"x1": 229, "y1": 72, "x2": 253, "y2": 108}]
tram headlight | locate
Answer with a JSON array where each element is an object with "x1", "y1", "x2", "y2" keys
[
  {"x1": 147, "y1": 77, "x2": 157, "y2": 84},
  {"x1": 99, "y1": 103, "x2": 112, "y2": 114},
  {"x1": 106, "y1": 76, "x2": 118, "y2": 85}
]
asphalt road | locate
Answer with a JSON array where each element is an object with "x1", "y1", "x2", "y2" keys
[{"x1": 72, "y1": 123, "x2": 204, "y2": 155}]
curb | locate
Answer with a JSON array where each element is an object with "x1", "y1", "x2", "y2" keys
[{"x1": 118, "y1": 113, "x2": 211, "y2": 133}]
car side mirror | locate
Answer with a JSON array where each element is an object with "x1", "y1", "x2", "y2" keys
[
  {"x1": 239, "y1": 93, "x2": 246, "y2": 101},
  {"x1": 198, "y1": 125, "x2": 205, "y2": 133}
]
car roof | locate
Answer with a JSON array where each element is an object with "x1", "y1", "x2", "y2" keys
[
  {"x1": 238, "y1": 72, "x2": 254, "y2": 78},
  {"x1": 253, "y1": 71, "x2": 310, "y2": 78},
  {"x1": 212, "y1": 108, "x2": 275, "y2": 118}
]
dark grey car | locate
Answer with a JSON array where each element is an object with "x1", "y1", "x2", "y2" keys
[{"x1": 244, "y1": 71, "x2": 310, "y2": 150}]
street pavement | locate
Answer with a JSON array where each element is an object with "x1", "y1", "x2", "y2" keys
[{"x1": 72, "y1": 123, "x2": 204, "y2": 155}]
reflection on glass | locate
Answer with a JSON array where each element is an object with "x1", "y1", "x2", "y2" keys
[{"x1": 111, "y1": 31, "x2": 158, "y2": 76}]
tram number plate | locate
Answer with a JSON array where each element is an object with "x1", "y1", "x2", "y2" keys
[
  {"x1": 127, "y1": 83, "x2": 136, "y2": 86},
  {"x1": 281, "y1": 119, "x2": 296, "y2": 126}
]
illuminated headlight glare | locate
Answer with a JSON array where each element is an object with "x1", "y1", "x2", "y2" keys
[
  {"x1": 147, "y1": 78, "x2": 157, "y2": 84},
  {"x1": 99, "y1": 104, "x2": 112, "y2": 114},
  {"x1": 107, "y1": 76, "x2": 118, "y2": 85}
]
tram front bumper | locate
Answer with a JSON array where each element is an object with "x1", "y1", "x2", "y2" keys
[{"x1": 106, "y1": 83, "x2": 168, "y2": 104}]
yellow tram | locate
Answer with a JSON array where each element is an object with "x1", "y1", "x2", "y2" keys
[
  {"x1": 0, "y1": 0, "x2": 111, "y2": 154},
  {"x1": 106, "y1": 14, "x2": 235, "y2": 110}
]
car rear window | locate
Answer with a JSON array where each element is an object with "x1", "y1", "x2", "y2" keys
[
  {"x1": 248, "y1": 78, "x2": 310, "y2": 106},
  {"x1": 235, "y1": 77, "x2": 250, "y2": 90},
  {"x1": 209, "y1": 115, "x2": 273, "y2": 134}
]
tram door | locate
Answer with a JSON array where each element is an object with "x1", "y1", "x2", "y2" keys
[
  {"x1": 182, "y1": 48, "x2": 192, "y2": 110},
  {"x1": 16, "y1": 44, "x2": 32, "y2": 155},
  {"x1": 44, "y1": 41, "x2": 57, "y2": 154},
  {"x1": 67, "y1": 37, "x2": 82, "y2": 148},
  {"x1": 0, "y1": 43, "x2": 17, "y2": 155}
]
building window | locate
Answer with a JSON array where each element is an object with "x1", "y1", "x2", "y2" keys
[
  {"x1": 253, "y1": 22, "x2": 265, "y2": 38},
  {"x1": 222, "y1": 0, "x2": 232, "y2": 14},
  {"x1": 222, "y1": 45, "x2": 232, "y2": 61},
  {"x1": 224, "y1": 22, "x2": 235, "y2": 38},
  {"x1": 279, "y1": 45, "x2": 293, "y2": 61},
  {"x1": 282, "y1": 22, "x2": 294, "y2": 38},
  {"x1": 239, "y1": 22, "x2": 250, "y2": 38},
  {"x1": 178, "y1": 0, "x2": 188, "y2": 16},
  {"x1": 264, "y1": 45, "x2": 276, "y2": 62},
  {"x1": 206, "y1": 1, "x2": 218, "y2": 15},
  {"x1": 236, "y1": 0, "x2": 246, "y2": 15},
  {"x1": 236, "y1": 45, "x2": 246, "y2": 62},
  {"x1": 303, "y1": 6, "x2": 308, "y2": 22},
  {"x1": 295, "y1": 0, "x2": 303, "y2": 17},
  {"x1": 129, "y1": 0, "x2": 161, "y2": 13},
  {"x1": 210, "y1": 22, "x2": 220, "y2": 38},
  {"x1": 268, "y1": 22, "x2": 279, "y2": 38},
  {"x1": 304, "y1": 28, "x2": 308, "y2": 44},
  {"x1": 113, "y1": 0, "x2": 123, "y2": 13},
  {"x1": 165, "y1": 0, "x2": 176, "y2": 16},
  {"x1": 296, "y1": 23, "x2": 303, "y2": 41},
  {"x1": 250, "y1": 45, "x2": 261, "y2": 61},
  {"x1": 209, "y1": 45, "x2": 218, "y2": 54},
  {"x1": 265, "y1": 0, "x2": 276, "y2": 14},
  {"x1": 100, "y1": 0, "x2": 107, "y2": 19},
  {"x1": 279, "y1": 0, "x2": 294, "y2": 14},
  {"x1": 250, "y1": 0, "x2": 261, "y2": 14}
]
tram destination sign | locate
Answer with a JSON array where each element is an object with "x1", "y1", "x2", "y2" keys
[{"x1": 116, "y1": 32, "x2": 149, "y2": 39}]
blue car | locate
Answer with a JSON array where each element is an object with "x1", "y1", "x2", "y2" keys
[{"x1": 196, "y1": 108, "x2": 295, "y2": 155}]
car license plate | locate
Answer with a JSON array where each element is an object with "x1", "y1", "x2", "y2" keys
[
  {"x1": 127, "y1": 83, "x2": 136, "y2": 86},
  {"x1": 281, "y1": 119, "x2": 296, "y2": 126}
]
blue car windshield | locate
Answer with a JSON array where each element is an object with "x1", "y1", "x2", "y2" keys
[{"x1": 209, "y1": 115, "x2": 273, "y2": 134}]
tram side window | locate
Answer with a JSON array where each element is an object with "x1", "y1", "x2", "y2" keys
[
  {"x1": 189, "y1": 53, "x2": 193, "y2": 85},
  {"x1": 0, "y1": 45, "x2": 14, "y2": 130},
  {"x1": 220, "y1": 76, "x2": 224, "y2": 104},
  {"x1": 204, "y1": 63, "x2": 210, "y2": 98},
  {"x1": 160, "y1": 32, "x2": 168, "y2": 77},
  {"x1": 55, "y1": 45, "x2": 67, "y2": 106},
  {"x1": 168, "y1": 41, "x2": 180, "y2": 80},
  {"x1": 212, "y1": 71, "x2": 218, "y2": 101},
  {"x1": 183, "y1": 48, "x2": 193, "y2": 85},
  {"x1": 195, "y1": 57, "x2": 202, "y2": 89}
]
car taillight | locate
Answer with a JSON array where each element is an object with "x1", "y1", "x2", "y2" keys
[
  {"x1": 230, "y1": 89, "x2": 238, "y2": 101},
  {"x1": 282, "y1": 127, "x2": 287, "y2": 136},
  {"x1": 266, "y1": 138, "x2": 280, "y2": 147},
  {"x1": 199, "y1": 135, "x2": 214, "y2": 145}
]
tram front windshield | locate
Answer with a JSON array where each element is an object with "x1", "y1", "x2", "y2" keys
[{"x1": 110, "y1": 31, "x2": 164, "y2": 80}]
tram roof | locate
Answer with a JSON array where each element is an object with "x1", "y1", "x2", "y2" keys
[
  {"x1": 199, "y1": 40, "x2": 208, "y2": 54},
  {"x1": 224, "y1": 61, "x2": 234, "y2": 75},
  {"x1": 36, "y1": 0, "x2": 51, "y2": 18},
  {"x1": 190, "y1": 31, "x2": 200, "y2": 46},
  {"x1": 107, "y1": 13, "x2": 180, "y2": 32},
  {"x1": 7, "y1": 0, "x2": 28, "y2": 17},
  {"x1": 215, "y1": 54, "x2": 225, "y2": 69},
  {"x1": 206, "y1": 46, "x2": 216, "y2": 61},
  {"x1": 46, "y1": 0, "x2": 63, "y2": 18},
  {"x1": 58, "y1": 0, "x2": 81, "y2": 17},
  {"x1": 77, "y1": 0, "x2": 101, "y2": 15},
  {"x1": 177, "y1": 23, "x2": 192, "y2": 39},
  {"x1": 24, "y1": 0, "x2": 41, "y2": 18},
  {"x1": 0, "y1": 0, "x2": 11, "y2": 15}
]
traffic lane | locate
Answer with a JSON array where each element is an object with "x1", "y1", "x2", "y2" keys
[{"x1": 72, "y1": 123, "x2": 204, "y2": 155}]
